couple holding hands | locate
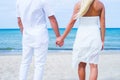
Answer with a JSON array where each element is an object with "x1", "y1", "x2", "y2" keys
[{"x1": 17, "y1": 0, "x2": 105, "y2": 80}]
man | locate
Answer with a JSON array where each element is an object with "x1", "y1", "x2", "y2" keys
[{"x1": 16, "y1": 0, "x2": 63, "y2": 80}]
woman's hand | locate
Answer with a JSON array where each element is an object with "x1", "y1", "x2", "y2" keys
[{"x1": 56, "y1": 36, "x2": 64, "y2": 47}]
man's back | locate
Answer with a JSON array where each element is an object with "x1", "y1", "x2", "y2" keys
[
  {"x1": 17, "y1": 0, "x2": 53, "y2": 28},
  {"x1": 16, "y1": 0, "x2": 56, "y2": 47}
]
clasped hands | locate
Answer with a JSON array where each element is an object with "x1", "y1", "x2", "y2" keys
[{"x1": 56, "y1": 36, "x2": 64, "y2": 47}]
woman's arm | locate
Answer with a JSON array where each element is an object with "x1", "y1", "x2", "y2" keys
[
  {"x1": 60, "y1": 2, "x2": 80, "y2": 41},
  {"x1": 100, "y1": 4, "x2": 105, "y2": 49},
  {"x1": 49, "y1": 15, "x2": 64, "y2": 47}
]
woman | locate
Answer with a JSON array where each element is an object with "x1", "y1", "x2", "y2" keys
[{"x1": 56, "y1": 0, "x2": 105, "y2": 80}]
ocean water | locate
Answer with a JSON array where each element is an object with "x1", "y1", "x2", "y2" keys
[{"x1": 0, "y1": 28, "x2": 120, "y2": 52}]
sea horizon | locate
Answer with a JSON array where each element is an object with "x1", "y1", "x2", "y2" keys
[
  {"x1": 0, "y1": 28, "x2": 120, "y2": 54},
  {"x1": 0, "y1": 27, "x2": 120, "y2": 29}
]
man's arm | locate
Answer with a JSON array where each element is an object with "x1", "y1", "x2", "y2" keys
[
  {"x1": 48, "y1": 15, "x2": 64, "y2": 47},
  {"x1": 48, "y1": 15, "x2": 60, "y2": 37},
  {"x1": 17, "y1": 17, "x2": 23, "y2": 34}
]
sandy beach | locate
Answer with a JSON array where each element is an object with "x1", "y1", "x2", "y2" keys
[{"x1": 0, "y1": 50, "x2": 120, "y2": 80}]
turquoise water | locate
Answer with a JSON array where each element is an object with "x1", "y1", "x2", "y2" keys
[{"x1": 0, "y1": 28, "x2": 120, "y2": 52}]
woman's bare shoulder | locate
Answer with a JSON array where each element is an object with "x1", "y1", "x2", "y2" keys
[
  {"x1": 75, "y1": 1, "x2": 81, "y2": 7},
  {"x1": 73, "y1": 1, "x2": 81, "y2": 10},
  {"x1": 97, "y1": 0, "x2": 105, "y2": 8}
]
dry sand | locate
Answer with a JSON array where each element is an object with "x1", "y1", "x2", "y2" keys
[{"x1": 0, "y1": 50, "x2": 120, "y2": 80}]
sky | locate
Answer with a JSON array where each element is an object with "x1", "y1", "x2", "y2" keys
[{"x1": 0, "y1": 0, "x2": 120, "y2": 29}]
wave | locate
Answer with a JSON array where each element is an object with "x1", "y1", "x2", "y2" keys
[{"x1": 0, "y1": 47, "x2": 120, "y2": 51}]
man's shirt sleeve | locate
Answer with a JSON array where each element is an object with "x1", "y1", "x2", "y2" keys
[
  {"x1": 43, "y1": 1, "x2": 55, "y2": 17},
  {"x1": 16, "y1": 0, "x2": 20, "y2": 17}
]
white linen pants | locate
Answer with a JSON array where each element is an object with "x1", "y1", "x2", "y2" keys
[{"x1": 19, "y1": 44, "x2": 48, "y2": 80}]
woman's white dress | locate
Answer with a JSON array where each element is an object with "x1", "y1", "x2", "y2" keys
[{"x1": 72, "y1": 16, "x2": 102, "y2": 68}]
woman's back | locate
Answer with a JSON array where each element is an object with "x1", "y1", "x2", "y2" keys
[{"x1": 83, "y1": 0, "x2": 104, "y2": 17}]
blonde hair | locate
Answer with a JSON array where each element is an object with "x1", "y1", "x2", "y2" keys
[{"x1": 75, "y1": 0, "x2": 94, "y2": 18}]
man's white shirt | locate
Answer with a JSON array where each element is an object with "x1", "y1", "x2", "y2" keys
[{"x1": 16, "y1": 0, "x2": 54, "y2": 47}]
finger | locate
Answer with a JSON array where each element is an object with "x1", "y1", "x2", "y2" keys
[
  {"x1": 56, "y1": 42, "x2": 59, "y2": 47},
  {"x1": 56, "y1": 43, "x2": 58, "y2": 47},
  {"x1": 56, "y1": 41, "x2": 62, "y2": 47},
  {"x1": 57, "y1": 41, "x2": 62, "y2": 45},
  {"x1": 59, "y1": 42, "x2": 64, "y2": 47},
  {"x1": 101, "y1": 45, "x2": 104, "y2": 50}
]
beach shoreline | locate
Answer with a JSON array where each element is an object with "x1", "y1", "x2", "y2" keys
[{"x1": 0, "y1": 50, "x2": 120, "y2": 54}]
